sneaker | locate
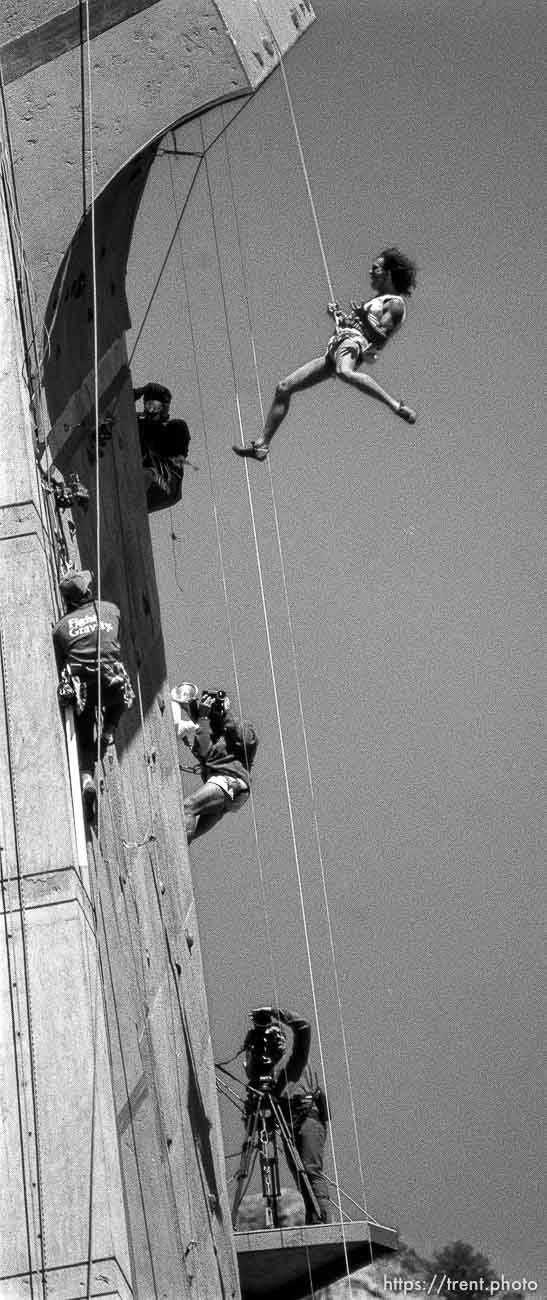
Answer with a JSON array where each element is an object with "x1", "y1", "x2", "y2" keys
[
  {"x1": 81, "y1": 774, "x2": 97, "y2": 820},
  {"x1": 232, "y1": 441, "x2": 269, "y2": 462},
  {"x1": 397, "y1": 402, "x2": 416, "y2": 424}
]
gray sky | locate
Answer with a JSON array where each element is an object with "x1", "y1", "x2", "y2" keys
[{"x1": 127, "y1": 0, "x2": 545, "y2": 1283}]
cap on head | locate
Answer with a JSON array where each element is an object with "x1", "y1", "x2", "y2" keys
[
  {"x1": 142, "y1": 382, "x2": 172, "y2": 405},
  {"x1": 60, "y1": 570, "x2": 93, "y2": 607}
]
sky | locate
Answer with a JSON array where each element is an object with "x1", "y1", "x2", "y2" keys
[{"x1": 126, "y1": 0, "x2": 545, "y2": 1284}]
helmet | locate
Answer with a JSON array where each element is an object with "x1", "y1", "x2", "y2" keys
[{"x1": 59, "y1": 570, "x2": 93, "y2": 606}]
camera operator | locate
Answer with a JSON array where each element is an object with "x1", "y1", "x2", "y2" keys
[
  {"x1": 133, "y1": 382, "x2": 191, "y2": 513},
  {"x1": 173, "y1": 685, "x2": 258, "y2": 844},
  {"x1": 246, "y1": 1007, "x2": 331, "y2": 1225}
]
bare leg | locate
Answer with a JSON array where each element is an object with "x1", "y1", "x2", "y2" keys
[
  {"x1": 335, "y1": 352, "x2": 416, "y2": 422},
  {"x1": 233, "y1": 355, "x2": 332, "y2": 459},
  {"x1": 184, "y1": 780, "x2": 226, "y2": 843},
  {"x1": 188, "y1": 806, "x2": 226, "y2": 842},
  {"x1": 262, "y1": 355, "x2": 332, "y2": 446}
]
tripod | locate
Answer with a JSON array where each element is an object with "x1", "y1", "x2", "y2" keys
[{"x1": 231, "y1": 1081, "x2": 322, "y2": 1228}]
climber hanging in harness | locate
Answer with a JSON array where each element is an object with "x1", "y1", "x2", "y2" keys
[
  {"x1": 233, "y1": 247, "x2": 417, "y2": 462},
  {"x1": 53, "y1": 570, "x2": 135, "y2": 819},
  {"x1": 171, "y1": 683, "x2": 258, "y2": 844},
  {"x1": 134, "y1": 382, "x2": 192, "y2": 512}
]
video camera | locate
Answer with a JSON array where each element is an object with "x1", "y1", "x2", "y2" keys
[
  {"x1": 199, "y1": 689, "x2": 229, "y2": 721},
  {"x1": 243, "y1": 1009, "x2": 287, "y2": 1094},
  {"x1": 170, "y1": 684, "x2": 229, "y2": 729}
]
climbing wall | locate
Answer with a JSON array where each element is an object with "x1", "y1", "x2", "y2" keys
[{"x1": 0, "y1": 1, "x2": 315, "y2": 1296}]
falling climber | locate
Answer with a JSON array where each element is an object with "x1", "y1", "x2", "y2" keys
[{"x1": 233, "y1": 248, "x2": 417, "y2": 462}]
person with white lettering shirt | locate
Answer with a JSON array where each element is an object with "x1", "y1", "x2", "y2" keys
[{"x1": 53, "y1": 570, "x2": 134, "y2": 817}]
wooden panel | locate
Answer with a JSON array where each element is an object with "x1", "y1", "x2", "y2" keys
[{"x1": 1, "y1": 0, "x2": 164, "y2": 85}]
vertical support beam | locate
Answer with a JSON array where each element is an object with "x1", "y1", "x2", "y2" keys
[{"x1": 0, "y1": 141, "x2": 133, "y2": 1298}]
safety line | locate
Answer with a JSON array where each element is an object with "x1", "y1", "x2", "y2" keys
[
  {"x1": 0, "y1": 93, "x2": 60, "y2": 610},
  {"x1": 200, "y1": 121, "x2": 284, "y2": 1014},
  {"x1": 128, "y1": 156, "x2": 203, "y2": 365},
  {"x1": 199, "y1": 114, "x2": 350, "y2": 1283},
  {"x1": 221, "y1": 95, "x2": 352, "y2": 1200},
  {"x1": 0, "y1": 843, "x2": 37, "y2": 1300},
  {"x1": 222, "y1": 103, "x2": 375, "y2": 1260},
  {"x1": 168, "y1": 507, "x2": 185, "y2": 595},
  {"x1": 81, "y1": 5, "x2": 103, "y2": 1294},
  {"x1": 128, "y1": 95, "x2": 252, "y2": 370},
  {"x1": 101, "y1": 229, "x2": 195, "y2": 1260},
  {"x1": 0, "y1": 623, "x2": 48, "y2": 1298},
  {"x1": 84, "y1": 943, "x2": 101, "y2": 1300},
  {"x1": 103, "y1": 731, "x2": 195, "y2": 1284},
  {"x1": 167, "y1": 134, "x2": 302, "y2": 1229},
  {"x1": 269, "y1": 449, "x2": 374, "y2": 1244},
  {"x1": 103, "y1": 768, "x2": 189, "y2": 1288},
  {"x1": 95, "y1": 880, "x2": 161, "y2": 1297},
  {"x1": 324, "y1": 1175, "x2": 390, "y2": 1229},
  {"x1": 165, "y1": 133, "x2": 281, "y2": 1014},
  {"x1": 81, "y1": 863, "x2": 136, "y2": 1300},
  {"x1": 253, "y1": 0, "x2": 335, "y2": 303}
]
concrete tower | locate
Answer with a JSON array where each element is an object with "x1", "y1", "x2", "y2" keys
[{"x1": 0, "y1": 4, "x2": 315, "y2": 1297}]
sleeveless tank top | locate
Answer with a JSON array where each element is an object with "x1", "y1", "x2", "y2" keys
[{"x1": 349, "y1": 293, "x2": 406, "y2": 350}]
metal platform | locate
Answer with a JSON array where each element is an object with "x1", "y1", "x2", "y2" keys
[{"x1": 235, "y1": 1219, "x2": 398, "y2": 1300}]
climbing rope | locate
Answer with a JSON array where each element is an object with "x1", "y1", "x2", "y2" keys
[
  {"x1": 254, "y1": 0, "x2": 336, "y2": 304},
  {"x1": 0, "y1": 627, "x2": 49, "y2": 1298},
  {"x1": 81, "y1": 3, "x2": 103, "y2": 1294},
  {"x1": 73, "y1": 26, "x2": 368, "y2": 1281},
  {"x1": 194, "y1": 108, "x2": 355, "y2": 1280},
  {"x1": 222, "y1": 101, "x2": 375, "y2": 1254},
  {"x1": 165, "y1": 128, "x2": 282, "y2": 1017},
  {"x1": 128, "y1": 93, "x2": 251, "y2": 368},
  {"x1": 94, "y1": 881, "x2": 161, "y2": 1296}
]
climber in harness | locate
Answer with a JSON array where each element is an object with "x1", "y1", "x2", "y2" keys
[
  {"x1": 171, "y1": 683, "x2": 258, "y2": 844},
  {"x1": 233, "y1": 247, "x2": 417, "y2": 462},
  {"x1": 53, "y1": 570, "x2": 134, "y2": 818},
  {"x1": 134, "y1": 382, "x2": 191, "y2": 512}
]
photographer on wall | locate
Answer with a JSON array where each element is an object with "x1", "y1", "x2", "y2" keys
[
  {"x1": 244, "y1": 1006, "x2": 332, "y2": 1225},
  {"x1": 171, "y1": 683, "x2": 258, "y2": 844}
]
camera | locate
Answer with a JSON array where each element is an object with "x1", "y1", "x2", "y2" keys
[
  {"x1": 243, "y1": 1009, "x2": 287, "y2": 1093},
  {"x1": 199, "y1": 689, "x2": 229, "y2": 719}
]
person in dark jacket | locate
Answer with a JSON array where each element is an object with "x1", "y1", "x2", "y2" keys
[
  {"x1": 134, "y1": 382, "x2": 191, "y2": 512},
  {"x1": 173, "y1": 685, "x2": 258, "y2": 844},
  {"x1": 53, "y1": 570, "x2": 134, "y2": 816},
  {"x1": 247, "y1": 1006, "x2": 331, "y2": 1224}
]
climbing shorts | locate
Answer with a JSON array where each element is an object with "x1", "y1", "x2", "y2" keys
[
  {"x1": 207, "y1": 773, "x2": 250, "y2": 813},
  {"x1": 326, "y1": 327, "x2": 377, "y2": 367}
]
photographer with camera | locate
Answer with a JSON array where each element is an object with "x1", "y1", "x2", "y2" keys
[
  {"x1": 172, "y1": 684, "x2": 258, "y2": 844},
  {"x1": 245, "y1": 1006, "x2": 331, "y2": 1225},
  {"x1": 134, "y1": 382, "x2": 191, "y2": 513}
]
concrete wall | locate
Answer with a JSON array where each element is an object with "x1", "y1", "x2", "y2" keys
[
  {"x1": 0, "y1": 2, "x2": 315, "y2": 1296},
  {"x1": 0, "y1": 136, "x2": 133, "y2": 1298},
  {"x1": 1, "y1": 0, "x2": 314, "y2": 318}
]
